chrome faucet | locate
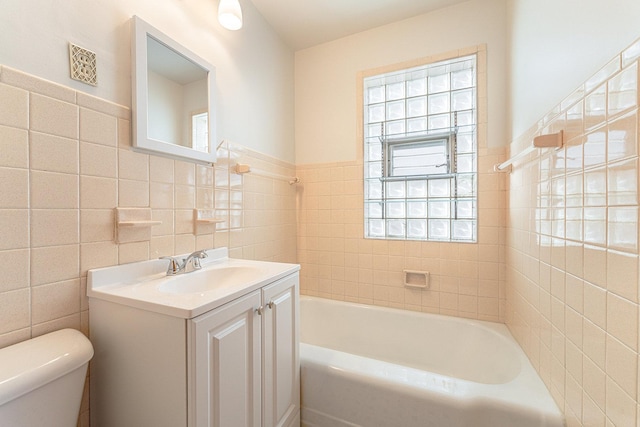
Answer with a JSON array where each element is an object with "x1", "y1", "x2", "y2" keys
[
  {"x1": 182, "y1": 250, "x2": 208, "y2": 273},
  {"x1": 160, "y1": 250, "x2": 208, "y2": 276}
]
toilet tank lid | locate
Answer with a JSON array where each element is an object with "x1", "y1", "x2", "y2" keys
[{"x1": 0, "y1": 329, "x2": 94, "y2": 406}]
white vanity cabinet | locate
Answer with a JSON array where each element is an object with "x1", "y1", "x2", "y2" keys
[
  {"x1": 190, "y1": 274, "x2": 300, "y2": 427},
  {"x1": 88, "y1": 254, "x2": 299, "y2": 427}
]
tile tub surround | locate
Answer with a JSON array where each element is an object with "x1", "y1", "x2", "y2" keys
[
  {"x1": 296, "y1": 45, "x2": 508, "y2": 322},
  {"x1": 505, "y1": 39, "x2": 640, "y2": 426},
  {"x1": 0, "y1": 65, "x2": 296, "y2": 425},
  {"x1": 295, "y1": 151, "x2": 507, "y2": 322}
]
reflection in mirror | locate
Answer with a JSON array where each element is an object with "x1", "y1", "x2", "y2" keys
[
  {"x1": 132, "y1": 16, "x2": 216, "y2": 164},
  {"x1": 146, "y1": 36, "x2": 208, "y2": 152}
]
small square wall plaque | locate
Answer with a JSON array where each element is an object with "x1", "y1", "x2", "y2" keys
[{"x1": 69, "y1": 43, "x2": 97, "y2": 86}]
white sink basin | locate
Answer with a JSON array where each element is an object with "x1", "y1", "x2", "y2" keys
[
  {"x1": 87, "y1": 248, "x2": 300, "y2": 318},
  {"x1": 158, "y1": 265, "x2": 267, "y2": 294}
]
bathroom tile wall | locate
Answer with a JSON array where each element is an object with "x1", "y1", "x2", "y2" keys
[
  {"x1": 296, "y1": 146, "x2": 505, "y2": 321},
  {"x1": 0, "y1": 65, "x2": 296, "y2": 426},
  {"x1": 296, "y1": 46, "x2": 507, "y2": 321},
  {"x1": 505, "y1": 39, "x2": 640, "y2": 426}
]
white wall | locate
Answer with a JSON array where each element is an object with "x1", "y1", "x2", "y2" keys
[
  {"x1": 507, "y1": 0, "x2": 640, "y2": 140},
  {"x1": 0, "y1": 0, "x2": 295, "y2": 162},
  {"x1": 294, "y1": 0, "x2": 508, "y2": 165}
]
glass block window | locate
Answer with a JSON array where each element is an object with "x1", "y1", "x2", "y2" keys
[{"x1": 363, "y1": 54, "x2": 477, "y2": 242}]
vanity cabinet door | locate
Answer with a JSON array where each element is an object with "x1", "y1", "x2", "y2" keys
[
  {"x1": 262, "y1": 274, "x2": 300, "y2": 427},
  {"x1": 191, "y1": 290, "x2": 262, "y2": 427}
]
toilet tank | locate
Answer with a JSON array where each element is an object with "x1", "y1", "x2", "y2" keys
[{"x1": 0, "y1": 329, "x2": 94, "y2": 427}]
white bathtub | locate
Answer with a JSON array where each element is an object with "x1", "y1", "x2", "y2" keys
[{"x1": 300, "y1": 296, "x2": 564, "y2": 427}]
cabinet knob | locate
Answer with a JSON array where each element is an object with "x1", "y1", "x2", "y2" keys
[
  {"x1": 255, "y1": 306, "x2": 264, "y2": 315},
  {"x1": 266, "y1": 301, "x2": 274, "y2": 309}
]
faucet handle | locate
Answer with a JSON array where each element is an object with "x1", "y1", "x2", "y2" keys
[
  {"x1": 192, "y1": 250, "x2": 208, "y2": 268},
  {"x1": 192, "y1": 257, "x2": 203, "y2": 269},
  {"x1": 160, "y1": 256, "x2": 182, "y2": 275}
]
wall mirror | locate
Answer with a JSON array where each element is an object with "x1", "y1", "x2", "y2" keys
[{"x1": 131, "y1": 16, "x2": 217, "y2": 164}]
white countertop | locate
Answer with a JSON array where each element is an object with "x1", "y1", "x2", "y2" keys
[{"x1": 87, "y1": 248, "x2": 300, "y2": 319}]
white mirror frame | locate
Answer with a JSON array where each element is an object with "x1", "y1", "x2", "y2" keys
[{"x1": 131, "y1": 16, "x2": 217, "y2": 164}]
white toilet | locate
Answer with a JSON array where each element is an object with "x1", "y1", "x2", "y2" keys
[{"x1": 0, "y1": 328, "x2": 94, "y2": 427}]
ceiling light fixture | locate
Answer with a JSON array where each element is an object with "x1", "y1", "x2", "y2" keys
[{"x1": 218, "y1": 0, "x2": 243, "y2": 30}]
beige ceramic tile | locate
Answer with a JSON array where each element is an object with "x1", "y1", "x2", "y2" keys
[
  {"x1": 175, "y1": 185, "x2": 196, "y2": 209},
  {"x1": 117, "y1": 118, "x2": 131, "y2": 148},
  {"x1": 583, "y1": 281, "x2": 607, "y2": 329},
  {"x1": 214, "y1": 166, "x2": 229, "y2": 188},
  {"x1": 30, "y1": 244, "x2": 79, "y2": 286},
  {"x1": 30, "y1": 93, "x2": 78, "y2": 139},
  {"x1": 584, "y1": 167, "x2": 607, "y2": 206},
  {"x1": 31, "y1": 171, "x2": 78, "y2": 209},
  {"x1": 195, "y1": 234, "x2": 214, "y2": 251},
  {"x1": 80, "y1": 241, "x2": 117, "y2": 276},
  {"x1": 565, "y1": 241, "x2": 583, "y2": 277},
  {"x1": 584, "y1": 245, "x2": 607, "y2": 288},
  {"x1": 80, "y1": 209, "x2": 114, "y2": 243},
  {"x1": 0, "y1": 249, "x2": 29, "y2": 292},
  {"x1": 582, "y1": 391, "x2": 606, "y2": 426},
  {"x1": 564, "y1": 372, "x2": 582, "y2": 421},
  {"x1": 197, "y1": 187, "x2": 214, "y2": 210},
  {"x1": 0, "y1": 83, "x2": 28, "y2": 129},
  {"x1": 80, "y1": 142, "x2": 117, "y2": 177},
  {"x1": 0, "y1": 209, "x2": 29, "y2": 250},
  {"x1": 0, "y1": 289, "x2": 30, "y2": 334},
  {"x1": 0, "y1": 328, "x2": 31, "y2": 350},
  {"x1": 606, "y1": 292, "x2": 638, "y2": 350},
  {"x1": 565, "y1": 173, "x2": 583, "y2": 207},
  {"x1": 583, "y1": 319, "x2": 606, "y2": 370},
  {"x1": 118, "y1": 149, "x2": 149, "y2": 181},
  {"x1": 584, "y1": 85, "x2": 607, "y2": 129},
  {"x1": 118, "y1": 241, "x2": 149, "y2": 264},
  {"x1": 608, "y1": 206, "x2": 638, "y2": 252},
  {"x1": 565, "y1": 308, "x2": 583, "y2": 350},
  {"x1": 118, "y1": 179, "x2": 149, "y2": 207},
  {"x1": 608, "y1": 63, "x2": 637, "y2": 118},
  {"x1": 608, "y1": 111, "x2": 637, "y2": 163},
  {"x1": 150, "y1": 235, "x2": 174, "y2": 258},
  {"x1": 608, "y1": 158, "x2": 638, "y2": 206},
  {"x1": 0, "y1": 167, "x2": 28, "y2": 208},
  {"x1": 80, "y1": 176, "x2": 117, "y2": 209},
  {"x1": 31, "y1": 279, "x2": 80, "y2": 324},
  {"x1": 150, "y1": 156, "x2": 174, "y2": 183},
  {"x1": 606, "y1": 334, "x2": 638, "y2": 399},
  {"x1": 31, "y1": 313, "x2": 81, "y2": 338},
  {"x1": 30, "y1": 132, "x2": 78, "y2": 174},
  {"x1": 1, "y1": 66, "x2": 75, "y2": 103},
  {"x1": 175, "y1": 234, "x2": 196, "y2": 255},
  {"x1": 175, "y1": 161, "x2": 196, "y2": 185},
  {"x1": 197, "y1": 164, "x2": 214, "y2": 187},
  {"x1": 80, "y1": 277, "x2": 88, "y2": 312},
  {"x1": 31, "y1": 209, "x2": 79, "y2": 247},
  {"x1": 76, "y1": 93, "x2": 129, "y2": 119},
  {"x1": 151, "y1": 209, "x2": 174, "y2": 236},
  {"x1": 0, "y1": 125, "x2": 28, "y2": 168},
  {"x1": 79, "y1": 108, "x2": 117, "y2": 146},
  {"x1": 175, "y1": 209, "x2": 193, "y2": 235},
  {"x1": 565, "y1": 274, "x2": 584, "y2": 313},
  {"x1": 606, "y1": 377, "x2": 637, "y2": 426},
  {"x1": 150, "y1": 182, "x2": 174, "y2": 209},
  {"x1": 606, "y1": 250, "x2": 638, "y2": 301},
  {"x1": 583, "y1": 353, "x2": 606, "y2": 410},
  {"x1": 584, "y1": 129, "x2": 607, "y2": 168}
]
